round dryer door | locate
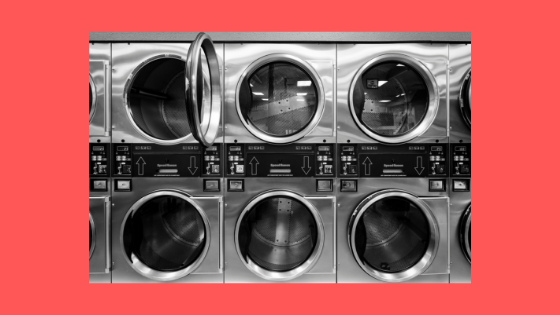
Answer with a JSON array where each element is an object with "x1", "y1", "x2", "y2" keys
[
  {"x1": 89, "y1": 74, "x2": 97, "y2": 124},
  {"x1": 460, "y1": 70, "x2": 472, "y2": 127},
  {"x1": 235, "y1": 191, "x2": 325, "y2": 281},
  {"x1": 89, "y1": 213, "x2": 95, "y2": 259},
  {"x1": 121, "y1": 191, "x2": 210, "y2": 281},
  {"x1": 460, "y1": 205, "x2": 471, "y2": 263},
  {"x1": 349, "y1": 190, "x2": 439, "y2": 282},
  {"x1": 124, "y1": 33, "x2": 221, "y2": 146},
  {"x1": 350, "y1": 54, "x2": 439, "y2": 144},
  {"x1": 236, "y1": 55, "x2": 325, "y2": 144}
]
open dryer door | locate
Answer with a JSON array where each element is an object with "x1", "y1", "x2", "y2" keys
[{"x1": 185, "y1": 32, "x2": 222, "y2": 147}]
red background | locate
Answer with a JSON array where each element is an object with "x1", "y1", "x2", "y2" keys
[{"x1": 1, "y1": 0, "x2": 557, "y2": 313}]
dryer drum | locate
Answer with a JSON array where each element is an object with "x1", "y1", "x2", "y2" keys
[
  {"x1": 238, "y1": 62, "x2": 319, "y2": 138},
  {"x1": 89, "y1": 213, "x2": 95, "y2": 260},
  {"x1": 460, "y1": 206, "x2": 471, "y2": 263},
  {"x1": 238, "y1": 197, "x2": 318, "y2": 272},
  {"x1": 126, "y1": 54, "x2": 211, "y2": 141},
  {"x1": 89, "y1": 74, "x2": 97, "y2": 123},
  {"x1": 352, "y1": 62, "x2": 429, "y2": 137},
  {"x1": 460, "y1": 71, "x2": 472, "y2": 127},
  {"x1": 123, "y1": 196, "x2": 206, "y2": 272},
  {"x1": 353, "y1": 197, "x2": 430, "y2": 274}
]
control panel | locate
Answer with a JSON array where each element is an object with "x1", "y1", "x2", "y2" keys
[
  {"x1": 226, "y1": 144, "x2": 335, "y2": 177},
  {"x1": 338, "y1": 144, "x2": 448, "y2": 177},
  {"x1": 89, "y1": 144, "x2": 109, "y2": 176},
  {"x1": 112, "y1": 144, "x2": 222, "y2": 177},
  {"x1": 451, "y1": 144, "x2": 471, "y2": 177}
]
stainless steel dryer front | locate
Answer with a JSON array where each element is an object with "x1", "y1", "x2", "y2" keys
[
  {"x1": 337, "y1": 44, "x2": 448, "y2": 146},
  {"x1": 90, "y1": 43, "x2": 111, "y2": 138},
  {"x1": 337, "y1": 178, "x2": 449, "y2": 283},
  {"x1": 111, "y1": 178, "x2": 222, "y2": 283},
  {"x1": 224, "y1": 43, "x2": 335, "y2": 145},
  {"x1": 450, "y1": 44, "x2": 471, "y2": 283},
  {"x1": 90, "y1": 193, "x2": 111, "y2": 283},
  {"x1": 111, "y1": 33, "x2": 222, "y2": 148}
]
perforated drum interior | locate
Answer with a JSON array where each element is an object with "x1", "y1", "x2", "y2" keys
[
  {"x1": 352, "y1": 62, "x2": 429, "y2": 137},
  {"x1": 126, "y1": 54, "x2": 211, "y2": 142},
  {"x1": 237, "y1": 196, "x2": 318, "y2": 272},
  {"x1": 123, "y1": 195, "x2": 206, "y2": 272},
  {"x1": 238, "y1": 62, "x2": 319, "y2": 138}
]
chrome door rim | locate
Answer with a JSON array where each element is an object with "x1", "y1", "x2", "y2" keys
[
  {"x1": 89, "y1": 73, "x2": 97, "y2": 124},
  {"x1": 185, "y1": 32, "x2": 222, "y2": 147},
  {"x1": 120, "y1": 190, "x2": 211, "y2": 282},
  {"x1": 124, "y1": 54, "x2": 192, "y2": 145},
  {"x1": 235, "y1": 190, "x2": 325, "y2": 281},
  {"x1": 235, "y1": 54, "x2": 326, "y2": 144},
  {"x1": 349, "y1": 54, "x2": 440, "y2": 144},
  {"x1": 89, "y1": 213, "x2": 95, "y2": 259},
  {"x1": 459, "y1": 69, "x2": 472, "y2": 127},
  {"x1": 460, "y1": 205, "x2": 471, "y2": 263},
  {"x1": 348, "y1": 189, "x2": 440, "y2": 282}
]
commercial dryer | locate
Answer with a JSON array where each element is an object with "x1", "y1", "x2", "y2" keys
[
  {"x1": 336, "y1": 44, "x2": 450, "y2": 283},
  {"x1": 449, "y1": 44, "x2": 471, "y2": 283},
  {"x1": 223, "y1": 44, "x2": 337, "y2": 282},
  {"x1": 109, "y1": 33, "x2": 225, "y2": 283}
]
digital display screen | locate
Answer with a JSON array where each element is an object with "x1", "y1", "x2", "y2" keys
[
  {"x1": 205, "y1": 146, "x2": 217, "y2": 151},
  {"x1": 343, "y1": 146, "x2": 355, "y2": 152},
  {"x1": 117, "y1": 146, "x2": 129, "y2": 152},
  {"x1": 455, "y1": 146, "x2": 466, "y2": 151},
  {"x1": 230, "y1": 146, "x2": 241, "y2": 151},
  {"x1": 318, "y1": 146, "x2": 330, "y2": 151},
  {"x1": 431, "y1": 146, "x2": 443, "y2": 151},
  {"x1": 92, "y1": 146, "x2": 104, "y2": 151}
]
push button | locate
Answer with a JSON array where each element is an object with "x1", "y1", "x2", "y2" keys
[
  {"x1": 429, "y1": 179, "x2": 445, "y2": 192},
  {"x1": 204, "y1": 179, "x2": 220, "y2": 192},
  {"x1": 211, "y1": 164, "x2": 220, "y2": 174},
  {"x1": 341, "y1": 180, "x2": 357, "y2": 192},
  {"x1": 92, "y1": 180, "x2": 107, "y2": 191},
  {"x1": 228, "y1": 179, "x2": 244, "y2": 192},
  {"x1": 235, "y1": 165, "x2": 244, "y2": 174},
  {"x1": 316, "y1": 179, "x2": 333, "y2": 192},
  {"x1": 116, "y1": 180, "x2": 131, "y2": 191}
]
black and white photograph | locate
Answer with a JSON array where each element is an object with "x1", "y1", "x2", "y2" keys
[{"x1": 89, "y1": 32, "x2": 471, "y2": 284}]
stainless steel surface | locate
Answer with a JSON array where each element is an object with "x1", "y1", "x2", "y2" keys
[
  {"x1": 234, "y1": 54, "x2": 326, "y2": 144},
  {"x1": 89, "y1": 213, "x2": 95, "y2": 259},
  {"x1": 225, "y1": 178, "x2": 336, "y2": 283},
  {"x1": 89, "y1": 43, "x2": 111, "y2": 137},
  {"x1": 450, "y1": 190, "x2": 471, "y2": 283},
  {"x1": 462, "y1": 206, "x2": 471, "y2": 261},
  {"x1": 89, "y1": 74, "x2": 97, "y2": 123},
  {"x1": 90, "y1": 32, "x2": 471, "y2": 43},
  {"x1": 459, "y1": 70, "x2": 471, "y2": 126},
  {"x1": 111, "y1": 178, "x2": 223, "y2": 283},
  {"x1": 90, "y1": 196, "x2": 111, "y2": 283},
  {"x1": 234, "y1": 190, "x2": 325, "y2": 281},
  {"x1": 449, "y1": 44, "x2": 471, "y2": 143},
  {"x1": 186, "y1": 33, "x2": 222, "y2": 147},
  {"x1": 337, "y1": 178, "x2": 449, "y2": 283},
  {"x1": 337, "y1": 44, "x2": 448, "y2": 144},
  {"x1": 348, "y1": 190, "x2": 440, "y2": 282},
  {"x1": 224, "y1": 43, "x2": 335, "y2": 144},
  {"x1": 112, "y1": 43, "x2": 224, "y2": 145},
  {"x1": 121, "y1": 191, "x2": 211, "y2": 281},
  {"x1": 348, "y1": 54, "x2": 440, "y2": 144}
]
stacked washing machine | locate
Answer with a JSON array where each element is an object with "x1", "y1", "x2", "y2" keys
[
  {"x1": 449, "y1": 44, "x2": 471, "y2": 283},
  {"x1": 89, "y1": 43, "x2": 112, "y2": 283},
  {"x1": 89, "y1": 33, "x2": 470, "y2": 283}
]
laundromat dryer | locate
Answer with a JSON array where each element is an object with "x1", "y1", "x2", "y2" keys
[
  {"x1": 110, "y1": 33, "x2": 225, "y2": 283},
  {"x1": 449, "y1": 44, "x2": 471, "y2": 283},
  {"x1": 335, "y1": 43, "x2": 450, "y2": 283},
  {"x1": 222, "y1": 43, "x2": 337, "y2": 282},
  {"x1": 89, "y1": 42, "x2": 112, "y2": 283}
]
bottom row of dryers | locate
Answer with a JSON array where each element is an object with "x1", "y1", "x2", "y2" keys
[{"x1": 90, "y1": 143, "x2": 471, "y2": 283}]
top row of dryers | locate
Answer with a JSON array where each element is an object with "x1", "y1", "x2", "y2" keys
[{"x1": 89, "y1": 33, "x2": 472, "y2": 147}]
